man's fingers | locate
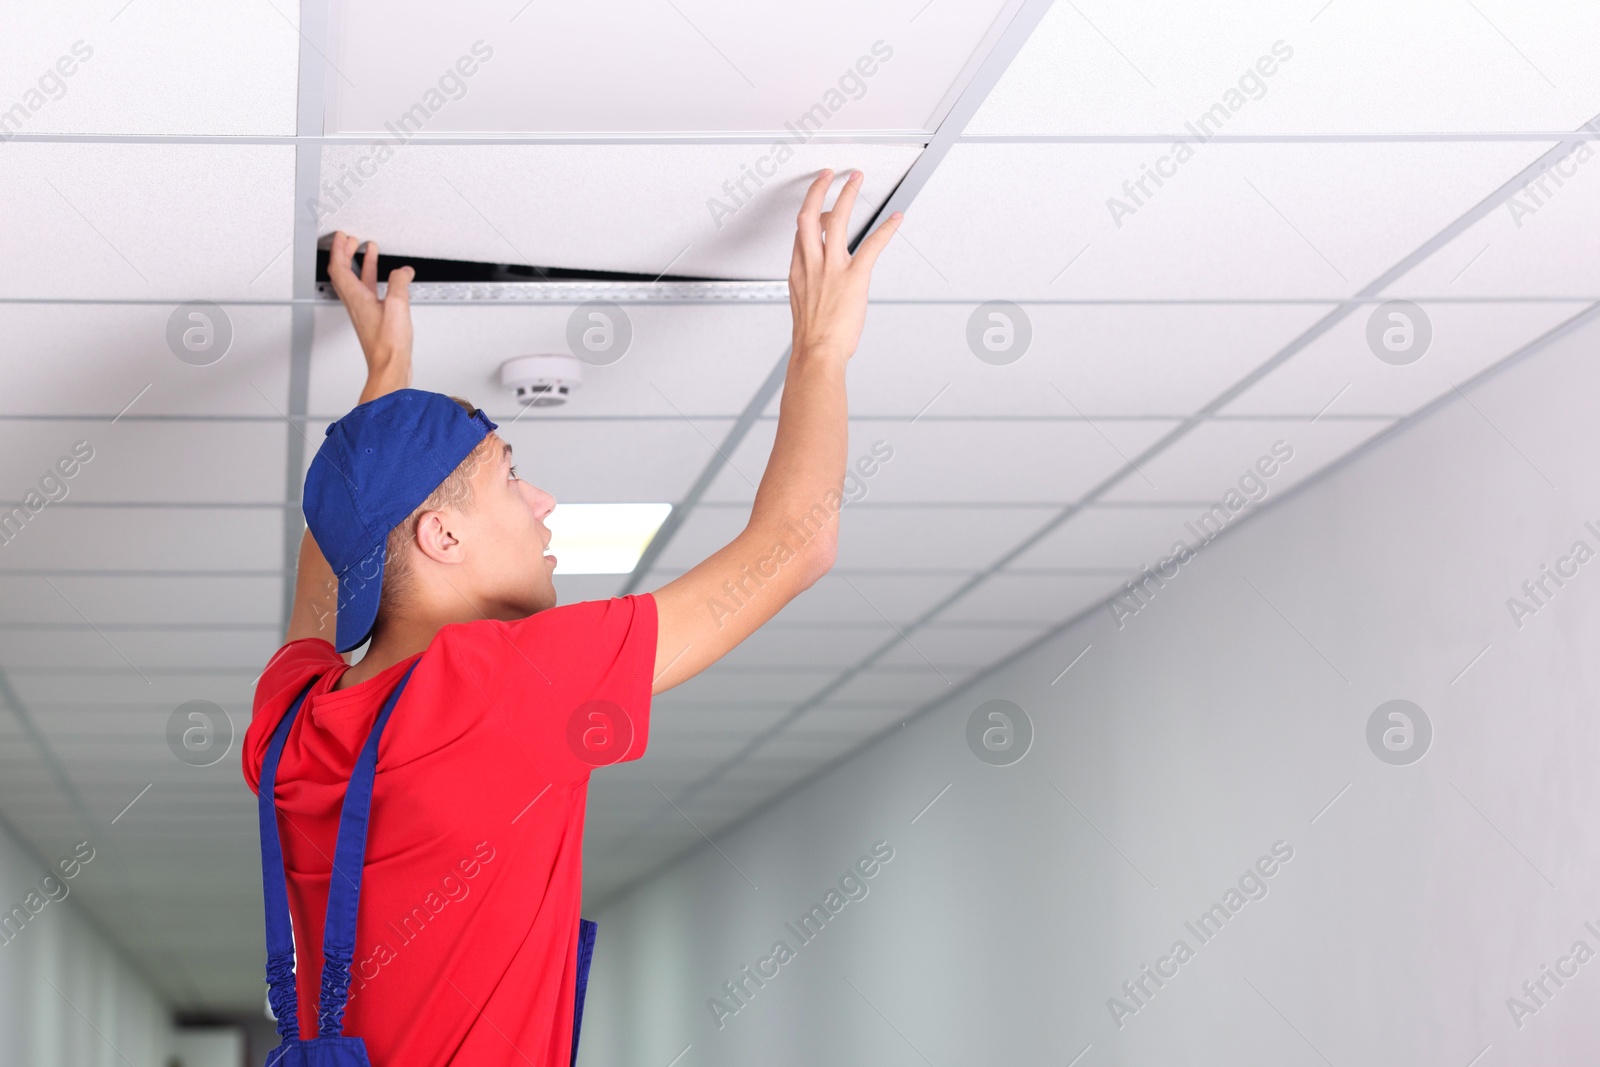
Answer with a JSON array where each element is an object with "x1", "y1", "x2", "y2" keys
[
  {"x1": 327, "y1": 232, "x2": 354, "y2": 280},
  {"x1": 383, "y1": 266, "x2": 415, "y2": 311},
  {"x1": 849, "y1": 211, "x2": 903, "y2": 273},
  {"x1": 795, "y1": 169, "x2": 832, "y2": 262},
  {"x1": 823, "y1": 171, "x2": 863, "y2": 255},
  {"x1": 360, "y1": 241, "x2": 380, "y2": 291}
]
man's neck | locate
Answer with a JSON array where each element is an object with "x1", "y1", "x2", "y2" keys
[{"x1": 336, "y1": 618, "x2": 444, "y2": 690}]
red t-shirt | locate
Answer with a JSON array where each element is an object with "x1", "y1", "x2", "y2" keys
[{"x1": 242, "y1": 594, "x2": 657, "y2": 1067}]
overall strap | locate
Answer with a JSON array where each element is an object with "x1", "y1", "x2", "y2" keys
[
  {"x1": 317, "y1": 660, "x2": 420, "y2": 1036},
  {"x1": 258, "y1": 675, "x2": 322, "y2": 1042}
]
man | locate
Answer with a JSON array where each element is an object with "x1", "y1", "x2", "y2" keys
[{"x1": 243, "y1": 169, "x2": 902, "y2": 1065}]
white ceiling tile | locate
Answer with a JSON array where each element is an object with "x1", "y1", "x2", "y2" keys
[
  {"x1": 932, "y1": 574, "x2": 1121, "y2": 625},
  {"x1": 631, "y1": 729, "x2": 764, "y2": 769},
  {"x1": 715, "y1": 622, "x2": 896, "y2": 669},
  {"x1": 0, "y1": 304, "x2": 292, "y2": 416},
  {"x1": 1384, "y1": 152, "x2": 1600, "y2": 298},
  {"x1": 314, "y1": 144, "x2": 917, "y2": 280},
  {"x1": 747, "y1": 729, "x2": 876, "y2": 770},
  {"x1": 1223, "y1": 301, "x2": 1591, "y2": 416},
  {"x1": 711, "y1": 756, "x2": 825, "y2": 798},
  {"x1": 1004, "y1": 504, "x2": 1221, "y2": 571},
  {"x1": 6, "y1": 669, "x2": 256, "y2": 708},
  {"x1": 827, "y1": 664, "x2": 981, "y2": 703},
  {"x1": 967, "y1": 0, "x2": 1600, "y2": 135},
  {"x1": 660, "y1": 667, "x2": 833, "y2": 705},
  {"x1": 3, "y1": 2, "x2": 298, "y2": 135},
  {"x1": 0, "y1": 145, "x2": 295, "y2": 299},
  {"x1": 324, "y1": 0, "x2": 1010, "y2": 133},
  {"x1": 1098, "y1": 416, "x2": 1395, "y2": 503},
  {"x1": 787, "y1": 702, "x2": 913, "y2": 736},
  {"x1": 638, "y1": 705, "x2": 791, "y2": 734},
  {"x1": 0, "y1": 628, "x2": 275, "y2": 671},
  {"x1": 876, "y1": 621, "x2": 1051, "y2": 667},
  {"x1": 306, "y1": 302, "x2": 792, "y2": 420},
  {"x1": 0, "y1": 508, "x2": 280, "y2": 571},
  {"x1": 653, "y1": 504, "x2": 1062, "y2": 572},
  {"x1": 762, "y1": 570, "x2": 980, "y2": 625},
  {"x1": 0, "y1": 576, "x2": 279, "y2": 626},
  {"x1": 704, "y1": 416, "x2": 1179, "y2": 504},
  {"x1": 0, "y1": 421, "x2": 286, "y2": 505},
  {"x1": 768, "y1": 302, "x2": 1334, "y2": 418},
  {"x1": 648, "y1": 508, "x2": 747, "y2": 569},
  {"x1": 868, "y1": 142, "x2": 1555, "y2": 301},
  {"x1": 832, "y1": 504, "x2": 1058, "y2": 571}
]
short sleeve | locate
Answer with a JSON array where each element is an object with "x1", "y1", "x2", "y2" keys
[
  {"x1": 438, "y1": 593, "x2": 658, "y2": 780},
  {"x1": 241, "y1": 638, "x2": 345, "y2": 794}
]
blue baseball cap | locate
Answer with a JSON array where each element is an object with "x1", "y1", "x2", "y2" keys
[{"x1": 303, "y1": 389, "x2": 498, "y2": 653}]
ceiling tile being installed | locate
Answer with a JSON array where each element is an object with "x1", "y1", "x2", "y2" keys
[
  {"x1": 3, "y1": 1, "x2": 299, "y2": 135},
  {"x1": 867, "y1": 142, "x2": 1558, "y2": 300},
  {"x1": 967, "y1": 0, "x2": 1600, "y2": 135},
  {"x1": 323, "y1": 0, "x2": 1016, "y2": 133},
  {"x1": 314, "y1": 143, "x2": 918, "y2": 278}
]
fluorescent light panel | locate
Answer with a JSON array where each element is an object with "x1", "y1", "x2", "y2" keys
[{"x1": 546, "y1": 502, "x2": 672, "y2": 574}]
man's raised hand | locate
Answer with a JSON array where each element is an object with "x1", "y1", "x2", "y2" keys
[
  {"x1": 787, "y1": 169, "x2": 902, "y2": 362},
  {"x1": 326, "y1": 231, "x2": 414, "y2": 402}
]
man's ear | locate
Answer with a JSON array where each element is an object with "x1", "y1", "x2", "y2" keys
[{"x1": 414, "y1": 510, "x2": 462, "y2": 565}]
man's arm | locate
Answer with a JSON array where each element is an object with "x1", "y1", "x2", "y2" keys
[
  {"x1": 283, "y1": 233, "x2": 416, "y2": 646},
  {"x1": 650, "y1": 171, "x2": 901, "y2": 694}
]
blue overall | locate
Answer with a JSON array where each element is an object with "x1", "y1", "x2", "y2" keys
[{"x1": 259, "y1": 666, "x2": 598, "y2": 1066}]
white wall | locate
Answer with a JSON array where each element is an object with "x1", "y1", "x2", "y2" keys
[
  {"x1": 0, "y1": 816, "x2": 178, "y2": 1066},
  {"x1": 582, "y1": 313, "x2": 1600, "y2": 1066}
]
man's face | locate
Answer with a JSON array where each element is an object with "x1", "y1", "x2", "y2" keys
[{"x1": 455, "y1": 435, "x2": 558, "y2": 619}]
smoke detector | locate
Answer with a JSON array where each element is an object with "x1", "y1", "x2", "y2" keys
[{"x1": 499, "y1": 354, "x2": 584, "y2": 407}]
